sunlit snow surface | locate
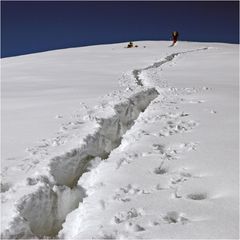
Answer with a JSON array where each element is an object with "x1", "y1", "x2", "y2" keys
[{"x1": 1, "y1": 41, "x2": 239, "y2": 239}]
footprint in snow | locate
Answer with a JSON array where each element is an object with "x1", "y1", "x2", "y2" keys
[
  {"x1": 202, "y1": 86, "x2": 210, "y2": 91},
  {"x1": 149, "y1": 212, "x2": 189, "y2": 226},
  {"x1": 112, "y1": 208, "x2": 144, "y2": 224},
  {"x1": 115, "y1": 153, "x2": 139, "y2": 169},
  {"x1": 179, "y1": 170, "x2": 193, "y2": 178},
  {"x1": 152, "y1": 144, "x2": 165, "y2": 153},
  {"x1": 171, "y1": 188, "x2": 183, "y2": 199},
  {"x1": 172, "y1": 120, "x2": 197, "y2": 132},
  {"x1": 210, "y1": 110, "x2": 217, "y2": 114},
  {"x1": 115, "y1": 157, "x2": 131, "y2": 170},
  {"x1": 186, "y1": 192, "x2": 208, "y2": 201},
  {"x1": 169, "y1": 168, "x2": 198, "y2": 187},
  {"x1": 176, "y1": 167, "x2": 203, "y2": 180},
  {"x1": 151, "y1": 144, "x2": 173, "y2": 159},
  {"x1": 170, "y1": 176, "x2": 188, "y2": 185},
  {"x1": 162, "y1": 211, "x2": 189, "y2": 224},
  {"x1": 55, "y1": 115, "x2": 63, "y2": 119},
  {"x1": 148, "y1": 219, "x2": 161, "y2": 227},
  {"x1": 125, "y1": 222, "x2": 145, "y2": 232},
  {"x1": 96, "y1": 230, "x2": 118, "y2": 239},
  {"x1": 119, "y1": 184, "x2": 142, "y2": 194},
  {"x1": 154, "y1": 162, "x2": 169, "y2": 175},
  {"x1": 150, "y1": 142, "x2": 197, "y2": 161},
  {"x1": 157, "y1": 120, "x2": 197, "y2": 137},
  {"x1": 167, "y1": 142, "x2": 197, "y2": 156},
  {"x1": 1, "y1": 182, "x2": 11, "y2": 193},
  {"x1": 180, "y1": 87, "x2": 198, "y2": 95},
  {"x1": 112, "y1": 184, "x2": 149, "y2": 202},
  {"x1": 124, "y1": 130, "x2": 150, "y2": 143},
  {"x1": 112, "y1": 193, "x2": 131, "y2": 202},
  {"x1": 155, "y1": 183, "x2": 170, "y2": 191}
]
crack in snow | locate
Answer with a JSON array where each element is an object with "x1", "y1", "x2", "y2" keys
[
  {"x1": 2, "y1": 89, "x2": 158, "y2": 239},
  {"x1": 2, "y1": 47, "x2": 210, "y2": 239}
]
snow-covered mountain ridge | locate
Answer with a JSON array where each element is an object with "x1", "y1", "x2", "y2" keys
[{"x1": 1, "y1": 41, "x2": 239, "y2": 239}]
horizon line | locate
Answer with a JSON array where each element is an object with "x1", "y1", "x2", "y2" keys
[{"x1": 1, "y1": 39, "x2": 239, "y2": 59}]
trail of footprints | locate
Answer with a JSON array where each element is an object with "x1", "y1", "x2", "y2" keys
[
  {"x1": 85, "y1": 52, "x2": 215, "y2": 238},
  {"x1": 93, "y1": 89, "x2": 211, "y2": 238}
]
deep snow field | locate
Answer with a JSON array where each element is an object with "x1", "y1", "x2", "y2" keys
[{"x1": 1, "y1": 41, "x2": 239, "y2": 239}]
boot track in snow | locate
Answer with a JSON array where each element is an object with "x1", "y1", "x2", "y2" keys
[{"x1": 132, "y1": 48, "x2": 209, "y2": 86}]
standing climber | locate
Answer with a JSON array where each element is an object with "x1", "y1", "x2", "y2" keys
[{"x1": 172, "y1": 31, "x2": 179, "y2": 45}]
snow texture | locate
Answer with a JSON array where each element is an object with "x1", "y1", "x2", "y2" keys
[{"x1": 1, "y1": 41, "x2": 239, "y2": 239}]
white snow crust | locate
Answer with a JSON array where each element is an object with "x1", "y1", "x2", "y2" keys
[{"x1": 1, "y1": 41, "x2": 239, "y2": 239}]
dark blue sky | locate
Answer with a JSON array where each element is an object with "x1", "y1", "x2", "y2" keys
[{"x1": 1, "y1": 1, "x2": 239, "y2": 58}]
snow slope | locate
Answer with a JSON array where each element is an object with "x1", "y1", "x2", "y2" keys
[{"x1": 1, "y1": 41, "x2": 239, "y2": 239}]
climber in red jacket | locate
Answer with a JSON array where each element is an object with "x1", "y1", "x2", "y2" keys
[{"x1": 172, "y1": 31, "x2": 179, "y2": 45}]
